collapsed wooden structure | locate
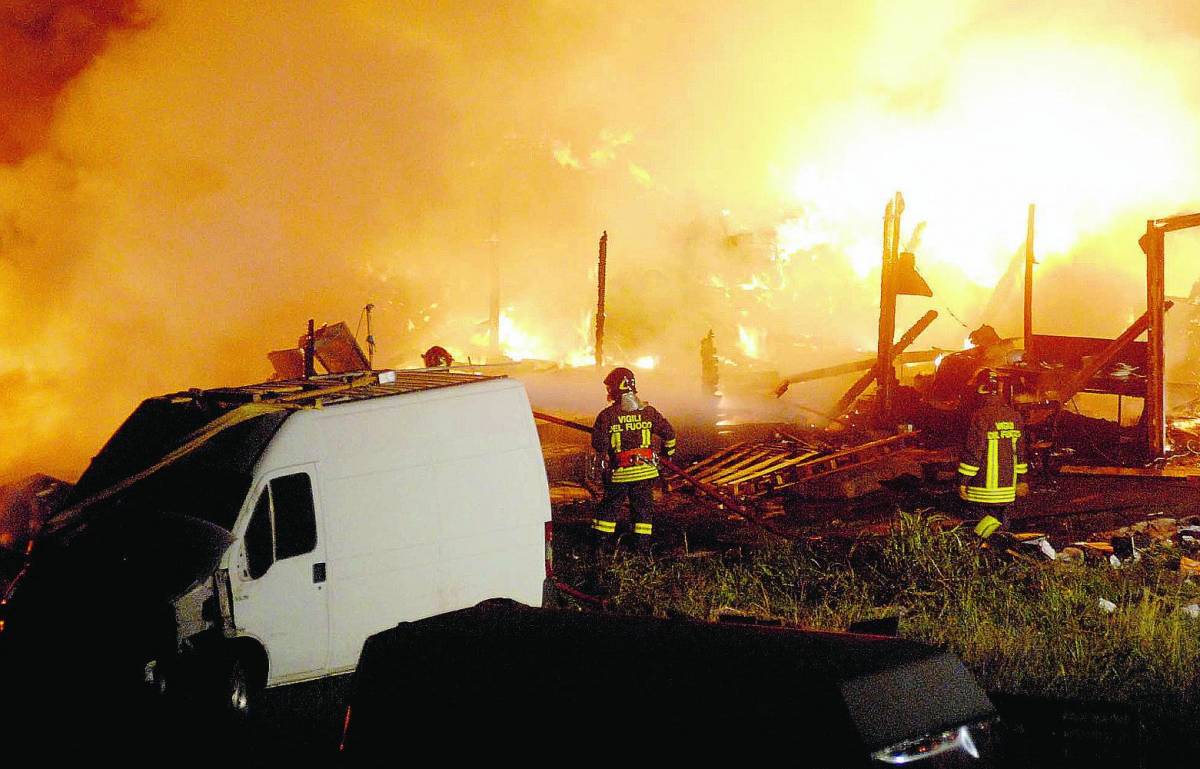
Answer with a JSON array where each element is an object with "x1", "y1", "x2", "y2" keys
[
  {"x1": 664, "y1": 432, "x2": 921, "y2": 499},
  {"x1": 775, "y1": 195, "x2": 1200, "y2": 466}
]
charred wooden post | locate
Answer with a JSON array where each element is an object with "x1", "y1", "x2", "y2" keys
[
  {"x1": 700, "y1": 329, "x2": 719, "y2": 396},
  {"x1": 488, "y1": 235, "x2": 501, "y2": 361},
  {"x1": 876, "y1": 199, "x2": 895, "y2": 418},
  {"x1": 1139, "y1": 211, "x2": 1200, "y2": 456},
  {"x1": 595, "y1": 231, "x2": 607, "y2": 368},
  {"x1": 1024, "y1": 204, "x2": 1036, "y2": 351},
  {"x1": 875, "y1": 193, "x2": 904, "y2": 426},
  {"x1": 1143, "y1": 223, "x2": 1166, "y2": 457}
]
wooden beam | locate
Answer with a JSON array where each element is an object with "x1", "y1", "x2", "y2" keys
[
  {"x1": 1140, "y1": 211, "x2": 1200, "y2": 457},
  {"x1": 595, "y1": 231, "x2": 607, "y2": 368},
  {"x1": 488, "y1": 237, "x2": 501, "y2": 361},
  {"x1": 875, "y1": 194, "x2": 900, "y2": 425},
  {"x1": 1057, "y1": 301, "x2": 1172, "y2": 405},
  {"x1": 1024, "y1": 203, "x2": 1035, "y2": 351},
  {"x1": 1060, "y1": 464, "x2": 1200, "y2": 479},
  {"x1": 1156, "y1": 212, "x2": 1200, "y2": 232},
  {"x1": 836, "y1": 309, "x2": 937, "y2": 417},
  {"x1": 775, "y1": 349, "x2": 942, "y2": 392},
  {"x1": 1143, "y1": 222, "x2": 1167, "y2": 457}
]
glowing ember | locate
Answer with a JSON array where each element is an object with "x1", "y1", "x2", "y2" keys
[
  {"x1": 737, "y1": 326, "x2": 767, "y2": 360},
  {"x1": 469, "y1": 309, "x2": 593, "y2": 366}
]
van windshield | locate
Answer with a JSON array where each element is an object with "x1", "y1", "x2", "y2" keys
[{"x1": 59, "y1": 397, "x2": 291, "y2": 534}]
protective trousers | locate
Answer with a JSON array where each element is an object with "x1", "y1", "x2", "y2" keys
[
  {"x1": 591, "y1": 478, "x2": 656, "y2": 557},
  {"x1": 964, "y1": 500, "x2": 1011, "y2": 531}
]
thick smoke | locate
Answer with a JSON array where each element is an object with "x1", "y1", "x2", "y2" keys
[
  {"x1": 0, "y1": 1, "x2": 148, "y2": 163},
  {"x1": 1, "y1": 1, "x2": 1199, "y2": 484}
]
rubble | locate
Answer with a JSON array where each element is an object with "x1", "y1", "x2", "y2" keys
[
  {"x1": 1057, "y1": 546, "x2": 1085, "y2": 565},
  {"x1": 1094, "y1": 517, "x2": 1180, "y2": 546}
]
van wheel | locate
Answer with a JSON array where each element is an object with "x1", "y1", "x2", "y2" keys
[{"x1": 218, "y1": 654, "x2": 252, "y2": 718}]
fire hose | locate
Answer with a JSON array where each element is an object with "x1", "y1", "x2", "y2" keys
[{"x1": 532, "y1": 411, "x2": 792, "y2": 540}]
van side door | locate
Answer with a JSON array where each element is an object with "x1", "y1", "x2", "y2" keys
[{"x1": 230, "y1": 465, "x2": 330, "y2": 683}]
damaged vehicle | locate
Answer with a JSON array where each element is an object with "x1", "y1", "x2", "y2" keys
[{"x1": 1, "y1": 369, "x2": 552, "y2": 741}]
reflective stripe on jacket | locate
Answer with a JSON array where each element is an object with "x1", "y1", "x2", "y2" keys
[
  {"x1": 958, "y1": 395, "x2": 1027, "y2": 505},
  {"x1": 591, "y1": 402, "x2": 677, "y2": 483}
]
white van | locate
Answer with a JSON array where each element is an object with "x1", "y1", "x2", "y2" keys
[{"x1": 8, "y1": 369, "x2": 552, "y2": 717}]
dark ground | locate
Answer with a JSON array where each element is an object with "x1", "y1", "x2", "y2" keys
[
  {"x1": 549, "y1": 455, "x2": 1200, "y2": 559},
  {"x1": 6, "y1": 427, "x2": 1198, "y2": 763}
]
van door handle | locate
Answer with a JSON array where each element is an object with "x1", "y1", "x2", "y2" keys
[{"x1": 313, "y1": 562, "x2": 326, "y2": 584}]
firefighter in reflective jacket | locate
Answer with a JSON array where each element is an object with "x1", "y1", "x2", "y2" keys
[
  {"x1": 958, "y1": 369, "x2": 1027, "y2": 536},
  {"x1": 591, "y1": 367, "x2": 677, "y2": 558}
]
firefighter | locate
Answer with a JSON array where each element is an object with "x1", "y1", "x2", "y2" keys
[
  {"x1": 590, "y1": 367, "x2": 677, "y2": 561},
  {"x1": 958, "y1": 369, "x2": 1028, "y2": 537}
]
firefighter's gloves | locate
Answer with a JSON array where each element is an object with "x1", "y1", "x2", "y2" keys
[{"x1": 1016, "y1": 481, "x2": 1030, "y2": 498}]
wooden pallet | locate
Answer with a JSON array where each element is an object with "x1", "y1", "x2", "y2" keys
[{"x1": 668, "y1": 432, "x2": 921, "y2": 498}]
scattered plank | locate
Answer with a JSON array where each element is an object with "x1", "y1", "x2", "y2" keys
[{"x1": 1059, "y1": 464, "x2": 1200, "y2": 480}]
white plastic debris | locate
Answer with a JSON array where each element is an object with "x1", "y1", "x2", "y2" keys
[
  {"x1": 1098, "y1": 598, "x2": 1118, "y2": 613},
  {"x1": 1017, "y1": 535, "x2": 1056, "y2": 560},
  {"x1": 1108, "y1": 554, "x2": 1122, "y2": 569},
  {"x1": 1181, "y1": 604, "x2": 1200, "y2": 619}
]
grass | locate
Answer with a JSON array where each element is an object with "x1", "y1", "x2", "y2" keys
[{"x1": 572, "y1": 510, "x2": 1200, "y2": 757}]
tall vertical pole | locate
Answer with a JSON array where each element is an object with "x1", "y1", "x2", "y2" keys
[
  {"x1": 304, "y1": 318, "x2": 316, "y2": 379},
  {"x1": 1023, "y1": 204, "x2": 1036, "y2": 353},
  {"x1": 1143, "y1": 221, "x2": 1167, "y2": 457},
  {"x1": 488, "y1": 235, "x2": 501, "y2": 361},
  {"x1": 595, "y1": 231, "x2": 608, "y2": 369},
  {"x1": 364, "y1": 303, "x2": 375, "y2": 369},
  {"x1": 876, "y1": 192, "x2": 902, "y2": 426}
]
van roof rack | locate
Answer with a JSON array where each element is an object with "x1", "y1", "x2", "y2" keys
[{"x1": 172, "y1": 369, "x2": 501, "y2": 410}]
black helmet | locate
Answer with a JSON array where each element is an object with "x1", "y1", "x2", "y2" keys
[{"x1": 604, "y1": 367, "x2": 637, "y2": 400}]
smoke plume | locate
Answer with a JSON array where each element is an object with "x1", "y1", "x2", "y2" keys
[{"x1": 1, "y1": 1, "x2": 1200, "y2": 484}]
